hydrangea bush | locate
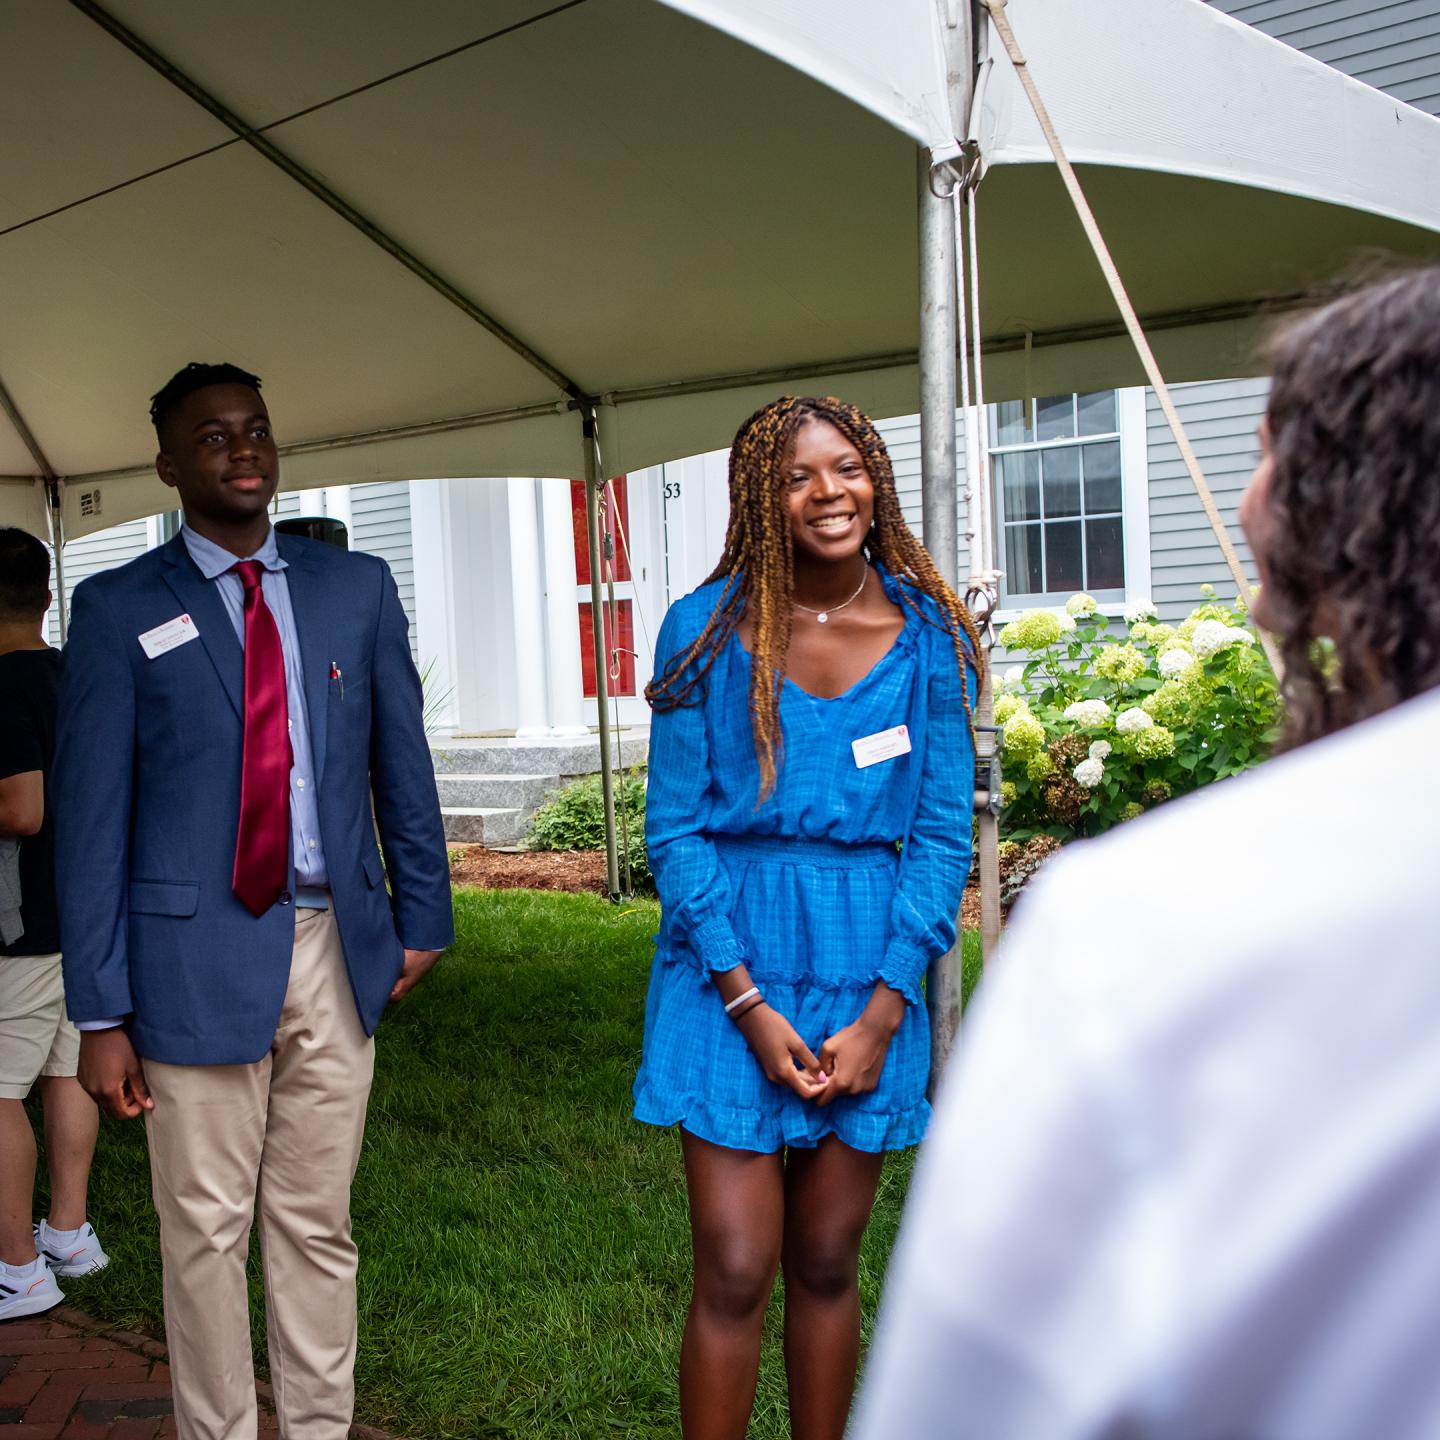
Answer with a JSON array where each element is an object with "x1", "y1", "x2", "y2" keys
[{"x1": 995, "y1": 589, "x2": 1279, "y2": 839}]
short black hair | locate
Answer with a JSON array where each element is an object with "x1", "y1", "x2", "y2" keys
[
  {"x1": 150, "y1": 362, "x2": 263, "y2": 444},
  {"x1": 0, "y1": 527, "x2": 52, "y2": 621}
]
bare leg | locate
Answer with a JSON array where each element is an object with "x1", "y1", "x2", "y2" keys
[
  {"x1": 781, "y1": 1136, "x2": 885, "y2": 1440},
  {"x1": 679, "y1": 1130, "x2": 786, "y2": 1440},
  {"x1": 39, "y1": 1076, "x2": 98, "y2": 1232},
  {"x1": 0, "y1": 1099, "x2": 39, "y2": 1265}
]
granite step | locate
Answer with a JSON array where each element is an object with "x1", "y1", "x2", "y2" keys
[{"x1": 441, "y1": 806, "x2": 527, "y2": 846}]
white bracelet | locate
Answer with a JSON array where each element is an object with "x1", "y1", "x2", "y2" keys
[{"x1": 723, "y1": 985, "x2": 761, "y2": 1015}]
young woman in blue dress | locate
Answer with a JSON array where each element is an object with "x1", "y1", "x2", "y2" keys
[{"x1": 634, "y1": 395, "x2": 984, "y2": 1439}]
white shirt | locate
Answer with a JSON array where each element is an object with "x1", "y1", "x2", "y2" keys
[{"x1": 853, "y1": 688, "x2": 1440, "y2": 1440}]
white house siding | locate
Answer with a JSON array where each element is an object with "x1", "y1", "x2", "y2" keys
[
  {"x1": 347, "y1": 481, "x2": 417, "y2": 657},
  {"x1": 1215, "y1": 0, "x2": 1440, "y2": 111},
  {"x1": 44, "y1": 518, "x2": 153, "y2": 645}
]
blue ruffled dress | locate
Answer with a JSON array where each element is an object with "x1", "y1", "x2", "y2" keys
[{"x1": 633, "y1": 565, "x2": 976, "y2": 1153}]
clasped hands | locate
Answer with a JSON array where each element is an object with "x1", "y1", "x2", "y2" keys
[{"x1": 733, "y1": 984, "x2": 906, "y2": 1107}]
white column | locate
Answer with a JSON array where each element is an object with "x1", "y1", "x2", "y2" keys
[
  {"x1": 409, "y1": 479, "x2": 461, "y2": 734},
  {"x1": 538, "y1": 475, "x2": 589, "y2": 735},
  {"x1": 507, "y1": 477, "x2": 551, "y2": 736},
  {"x1": 322, "y1": 484, "x2": 354, "y2": 540}
]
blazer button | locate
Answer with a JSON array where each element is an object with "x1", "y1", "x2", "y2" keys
[{"x1": 278, "y1": 891, "x2": 293, "y2": 907}]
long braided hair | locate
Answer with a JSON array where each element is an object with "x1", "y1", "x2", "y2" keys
[{"x1": 646, "y1": 395, "x2": 987, "y2": 797}]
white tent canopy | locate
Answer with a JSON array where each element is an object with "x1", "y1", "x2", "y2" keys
[{"x1": 2, "y1": 0, "x2": 1439, "y2": 542}]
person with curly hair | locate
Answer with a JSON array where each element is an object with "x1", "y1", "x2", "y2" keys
[
  {"x1": 851, "y1": 268, "x2": 1440, "y2": 1439},
  {"x1": 1245, "y1": 266, "x2": 1440, "y2": 746},
  {"x1": 634, "y1": 395, "x2": 981, "y2": 1440}
]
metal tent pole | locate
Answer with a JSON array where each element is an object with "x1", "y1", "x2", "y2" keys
[
  {"x1": 918, "y1": 146, "x2": 964, "y2": 1088},
  {"x1": 582, "y1": 407, "x2": 621, "y2": 899},
  {"x1": 48, "y1": 483, "x2": 68, "y2": 642}
]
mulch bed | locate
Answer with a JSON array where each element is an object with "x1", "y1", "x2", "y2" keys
[{"x1": 449, "y1": 846, "x2": 610, "y2": 894}]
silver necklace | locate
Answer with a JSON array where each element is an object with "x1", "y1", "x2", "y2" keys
[{"x1": 793, "y1": 566, "x2": 869, "y2": 624}]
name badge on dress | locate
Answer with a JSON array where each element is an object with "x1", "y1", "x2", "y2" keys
[
  {"x1": 137, "y1": 614, "x2": 200, "y2": 660},
  {"x1": 851, "y1": 724, "x2": 912, "y2": 769}
]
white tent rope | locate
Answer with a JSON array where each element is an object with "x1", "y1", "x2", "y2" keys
[{"x1": 982, "y1": 0, "x2": 1283, "y2": 676}]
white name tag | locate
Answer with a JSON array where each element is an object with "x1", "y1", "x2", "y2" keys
[
  {"x1": 138, "y1": 614, "x2": 200, "y2": 660},
  {"x1": 851, "y1": 723, "x2": 912, "y2": 769}
]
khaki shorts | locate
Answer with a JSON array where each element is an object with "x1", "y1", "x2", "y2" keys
[{"x1": 0, "y1": 953, "x2": 78, "y2": 1099}]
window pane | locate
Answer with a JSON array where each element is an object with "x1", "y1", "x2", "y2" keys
[
  {"x1": 1077, "y1": 390, "x2": 1118, "y2": 436},
  {"x1": 1046, "y1": 520, "x2": 1083, "y2": 591},
  {"x1": 1042, "y1": 447, "x2": 1081, "y2": 518},
  {"x1": 1036, "y1": 394, "x2": 1074, "y2": 441},
  {"x1": 1082, "y1": 441, "x2": 1122, "y2": 514},
  {"x1": 995, "y1": 399, "x2": 1030, "y2": 445},
  {"x1": 999, "y1": 451, "x2": 1041, "y2": 521},
  {"x1": 1005, "y1": 524, "x2": 1043, "y2": 595},
  {"x1": 1086, "y1": 516, "x2": 1125, "y2": 591}
]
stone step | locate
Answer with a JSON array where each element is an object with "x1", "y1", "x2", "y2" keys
[
  {"x1": 434, "y1": 773, "x2": 561, "y2": 811},
  {"x1": 442, "y1": 806, "x2": 527, "y2": 846},
  {"x1": 429, "y1": 734, "x2": 649, "y2": 777}
]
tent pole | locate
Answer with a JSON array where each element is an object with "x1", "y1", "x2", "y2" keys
[
  {"x1": 582, "y1": 407, "x2": 621, "y2": 900},
  {"x1": 48, "y1": 481, "x2": 68, "y2": 642},
  {"x1": 918, "y1": 144, "x2": 964, "y2": 1089},
  {"x1": 0, "y1": 369, "x2": 67, "y2": 640}
]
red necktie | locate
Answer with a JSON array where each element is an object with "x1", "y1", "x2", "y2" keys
[{"x1": 231, "y1": 561, "x2": 290, "y2": 916}]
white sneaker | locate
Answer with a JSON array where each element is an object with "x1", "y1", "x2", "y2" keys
[
  {"x1": 34, "y1": 1221, "x2": 110, "y2": 1277},
  {"x1": 0, "y1": 1257, "x2": 64, "y2": 1320}
]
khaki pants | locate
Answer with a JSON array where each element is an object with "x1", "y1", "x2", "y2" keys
[{"x1": 144, "y1": 910, "x2": 375, "y2": 1440}]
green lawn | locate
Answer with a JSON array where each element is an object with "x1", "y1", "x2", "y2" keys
[{"x1": 35, "y1": 890, "x2": 983, "y2": 1439}]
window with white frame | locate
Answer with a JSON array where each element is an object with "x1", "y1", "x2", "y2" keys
[{"x1": 991, "y1": 389, "x2": 1148, "y2": 610}]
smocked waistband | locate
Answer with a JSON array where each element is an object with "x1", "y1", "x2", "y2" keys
[{"x1": 712, "y1": 834, "x2": 898, "y2": 868}]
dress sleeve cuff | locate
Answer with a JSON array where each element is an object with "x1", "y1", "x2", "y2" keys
[
  {"x1": 75, "y1": 1017, "x2": 126, "y2": 1032},
  {"x1": 878, "y1": 944, "x2": 930, "y2": 1007},
  {"x1": 691, "y1": 916, "x2": 747, "y2": 977}
]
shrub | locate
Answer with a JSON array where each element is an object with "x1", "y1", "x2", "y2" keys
[
  {"x1": 528, "y1": 772, "x2": 653, "y2": 893},
  {"x1": 997, "y1": 589, "x2": 1280, "y2": 839}
]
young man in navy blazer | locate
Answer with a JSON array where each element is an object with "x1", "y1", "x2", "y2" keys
[{"x1": 54, "y1": 363, "x2": 453, "y2": 1440}]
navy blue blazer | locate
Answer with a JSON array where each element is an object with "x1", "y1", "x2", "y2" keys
[{"x1": 54, "y1": 533, "x2": 454, "y2": 1065}]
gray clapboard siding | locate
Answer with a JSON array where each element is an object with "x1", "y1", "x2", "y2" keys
[
  {"x1": 1145, "y1": 380, "x2": 1267, "y2": 620},
  {"x1": 1213, "y1": 0, "x2": 1440, "y2": 113},
  {"x1": 348, "y1": 481, "x2": 417, "y2": 657},
  {"x1": 45, "y1": 519, "x2": 152, "y2": 645},
  {"x1": 877, "y1": 409, "x2": 972, "y2": 575}
]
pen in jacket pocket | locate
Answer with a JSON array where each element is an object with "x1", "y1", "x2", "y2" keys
[{"x1": 330, "y1": 661, "x2": 344, "y2": 700}]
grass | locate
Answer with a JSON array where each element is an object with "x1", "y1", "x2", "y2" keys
[{"x1": 33, "y1": 891, "x2": 984, "y2": 1439}]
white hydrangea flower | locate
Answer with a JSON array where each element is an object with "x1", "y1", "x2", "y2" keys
[
  {"x1": 1063, "y1": 699, "x2": 1111, "y2": 727},
  {"x1": 1073, "y1": 757, "x2": 1105, "y2": 788},
  {"x1": 1191, "y1": 618, "x2": 1239, "y2": 659},
  {"x1": 1066, "y1": 593, "x2": 1098, "y2": 616},
  {"x1": 1055, "y1": 610, "x2": 1078, "y2": 633},
  {"x1": 1228, "y1": 626, "x2": 1255, "y2": 646},
  {"x1": 1088, "y1": 740, "x2": 1112, "y2": 761},
  {"x1": 1116, "y1": 706, "x2": 1154, "y2": 734},
  {"x1": 1124, "y1": 597, "x2": 1158, "y2": 624},
  {"x1": 1159, "y1": 648, "x2": 1198, "y2": 680},
  {"x1": 998, "y1": 666, "x2": 1027, "y2": 694}
]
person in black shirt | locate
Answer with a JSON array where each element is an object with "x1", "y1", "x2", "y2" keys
[{"x1": 0, "y1": 527, "x2": 107, "y2": 1320}]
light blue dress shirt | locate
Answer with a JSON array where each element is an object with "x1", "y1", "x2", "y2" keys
[{"x1": 181, "y1": 525, "x2": 328, "y2": 889}]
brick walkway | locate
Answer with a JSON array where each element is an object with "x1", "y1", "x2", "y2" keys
[{"x1": 0, "y1": 1307, "x2": 397, "y2": 1438}]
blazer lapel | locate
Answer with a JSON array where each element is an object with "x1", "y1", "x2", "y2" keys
[
  {"x1": 159, "y1": 535, "x2": 243, "y2": 721},
  {"x1": 278, "y1": 537, "x2": 330, "y2": 787}
]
